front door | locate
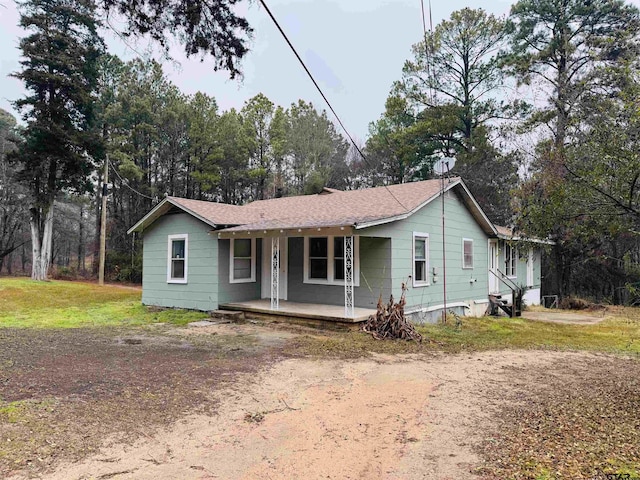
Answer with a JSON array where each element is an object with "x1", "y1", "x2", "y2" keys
[
  {"x1": 261, "y1": 237, "x2": 288, "y2": 300},
  {"x1": 488, "y1": 240, "x2": 499, "y2": 294},
  {"x1": 526, "y1": 248, "x2": 534, "y2": 287}
]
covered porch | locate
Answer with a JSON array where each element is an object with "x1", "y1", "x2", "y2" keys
[
  {"x1": 220, "y1": 299, "x2": 375, "y2": 324},
  {"x1": 218, "y1": 225, "x2": 378, "y2": 321}
]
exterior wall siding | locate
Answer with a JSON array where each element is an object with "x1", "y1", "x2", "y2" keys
[
  {"x1": 217, "y1": 239, "x2": 263, "y2": 303},
  {"x1": 497, "y1": 241, "x2": 543, "y2": 304},
  {"x1": 138, "y1": 192, "x2": 545, "y2": 316},
  {"x1": 141, "y1": 213, "x2": 218, "y2": 311},
  {"x1": 286, "y1": 236, "x2": 391, "y2": 309},
  {"x1": 360, "y1": 190, "x2": 490, "y2": 319},
  {"x1": 527, "y1": 248, "x2": 542, "y2": 305}
]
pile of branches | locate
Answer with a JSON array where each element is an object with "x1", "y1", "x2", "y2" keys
[{"x1": 362, "y1": 283, "x2": 422, "y2": 342}]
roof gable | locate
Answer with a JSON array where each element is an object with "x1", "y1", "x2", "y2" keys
[{"x1": 127, "y1": 197, "x2": 259, "y2": 234}]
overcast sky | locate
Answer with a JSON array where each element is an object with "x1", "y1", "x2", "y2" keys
[{"x1": 1, "y1": 0, "x2": 634, "y2": 141}]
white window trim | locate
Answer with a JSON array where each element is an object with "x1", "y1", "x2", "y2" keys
[
  {"x1": 167, "y1": 234, "x2": 188, "y2": 284},
  {"x1": 505, "y1": 244, "x2": 517, "y2": 279},
  {"x1": 412, "y1": 232, "x2": 430, "y2": 287},
  {"x1": 230, "y1": 238, "x2": 257, "y2": 284},
  {"x1": 462, "y1": 238, "x2": 474, "y2": 270},
  {"x1": 303, "y1": 236, "x2": 360, "y2": 286}
]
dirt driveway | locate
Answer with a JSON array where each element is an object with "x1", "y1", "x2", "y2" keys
[
  {"x1": 3, "y1": 322, "x2": 640, "y2": 480},
  {"x1": 521, "y1": 310, "x2": 606, "y2": 324}
]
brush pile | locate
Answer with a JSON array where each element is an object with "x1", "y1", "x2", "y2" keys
[{"x1": 362, "y1": 283, "x2": 422, "y2": 342}]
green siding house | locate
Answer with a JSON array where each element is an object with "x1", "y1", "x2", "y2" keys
[{"x1": 128, "y1": 178, "x2": 546, "y2": 323}]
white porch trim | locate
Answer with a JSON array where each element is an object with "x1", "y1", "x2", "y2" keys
[
  {"x1": 270, "y1": 237, "x2": 280, "y2": 311},
  {"x1": 344, "y1": 235, "x2": 355, "y2": 318}
]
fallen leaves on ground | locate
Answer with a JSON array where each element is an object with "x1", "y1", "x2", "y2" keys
[{"x1": 476, "y1": 355, "x2": 640, "y2": 479}]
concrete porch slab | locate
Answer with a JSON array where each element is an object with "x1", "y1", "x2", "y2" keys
[{"x1": 219, "y1": 299, "x2": 375, "y2": 324}]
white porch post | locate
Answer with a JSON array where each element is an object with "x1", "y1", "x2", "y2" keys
[
  {"x1": 344, "y1": 235, "x2": 354, "y2": 318},
  {"x1": 270, "y1": 237, "x2": 280, "y2": 310}
]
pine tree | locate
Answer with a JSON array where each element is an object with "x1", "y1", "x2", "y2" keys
[
  {"x1": 98, "y1": 0, "x2": 251, "y2": 78},
  {"x1": 12, "y1": 0, "x2": 104, "y2": 280},
  {"x1": 507, "y1": 0, "x2": 640, "y2": 297}
]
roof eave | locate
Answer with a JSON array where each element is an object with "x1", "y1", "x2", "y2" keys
[
  {"x1": 354, "y1": 213, "x2": 410, "y2": 230},
  {"x1": 127, "y1": 198, "x2": 172, "y2": 234},
  {"x1": 127, "y1": 197, "x2": 221, "y2": 234},
  {"x1": 355, "y1": 180, "x2": 459, "y2": 230},
  {"x1": 497, "y1": 234, "x2": 555, "y2": 245},
  {"x1": 356, "y1": 178, "x2": 492, "y2": 233},
  {"x1": 454, "y1": 180, "x2": 498, "y2": 236}
]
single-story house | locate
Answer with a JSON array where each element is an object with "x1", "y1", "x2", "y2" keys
[{"x1": 127, "y1": 177, "x2": 547, "y2": 323}]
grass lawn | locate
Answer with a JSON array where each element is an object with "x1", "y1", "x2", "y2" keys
[
  {"x1": 290, "y1": 309, "x2": 640, "y2": 358},
  {"x1": 0, "y1": 277, "x2": 209, "y2": 328},
  {"x1": 1, "y1": 277, "x2": 639, "y2": 479},
  {"x1": 1, "y1": 276, "x2": 640, "y2": 357},
  {"x1": 421, "y1": 311, "x2": 640, "y2": 354}
]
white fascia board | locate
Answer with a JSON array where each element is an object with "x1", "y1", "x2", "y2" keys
[
  {"x1": 127, "y1": 197, "x2": 219, "y2": 234},
  {"x1": 354, "y1": 213, "x2": 411, "y2": 230},
  {"x1": 356, "y1": 178, "x2": 496, "y2": 236},
  {"x1": 356, "y1": 180, "x2": 460, "y2": 230},
  {"x1": 168, "y1": 200, "x2": 220, "y2": 230},
  {"x1": 127, "y1": 197, "x2": 172, "y2": 234},
  {"x1": 455, "y1": 180, "x2": 498, "y2": 236},
  {"x1": 497, "y1": 234, "x2": 555, "y2": 245}
]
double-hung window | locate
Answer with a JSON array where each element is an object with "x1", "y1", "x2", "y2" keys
[
  {"x1": 230, "y1": 238, "x2": 256, "y2": 283},
  {"x1": 505, "y1": 243, "x2": 517, "y2": 277},
  {"x1": 167, "y1": 234, "x2": 188, "y2": 283},
  {"x1": 304, "y1": 236, "x2": 359, "y2": 285},
  {"x1": 413, "y1": 232, "x2": 429, "y2": 287},
  {"x1": 463, "y1": 238, "x2": 474, "y2": 269}
]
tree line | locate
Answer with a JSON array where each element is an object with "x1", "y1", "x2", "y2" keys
[{"x1": 1, "y1": 0, "x2": 639, "y2": 304}]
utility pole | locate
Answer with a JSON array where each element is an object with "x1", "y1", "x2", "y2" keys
[{"x1": 98, "y1": 155, "x2": 108, "y2": 285}]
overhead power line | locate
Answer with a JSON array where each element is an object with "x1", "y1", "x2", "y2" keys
[
  {"x1": 420, "y1": 0, "x2": 435, "y2": 105},
  {"x1": 108, "y1": 158, "x2": 155, "y2": 201},
  {"x1": 257, "y1": 0, "x2": 408, "y2": 211},
  {"x1": 420, "y1": 0, "x2": 448, "y2": 324},
  {"x1": 420, "y1": 0, "x2": 429, "y2": 48}
]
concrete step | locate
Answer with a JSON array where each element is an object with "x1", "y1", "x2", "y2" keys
[{"x1": 210, "y1": 309, "x2": 245, "y2": 322}]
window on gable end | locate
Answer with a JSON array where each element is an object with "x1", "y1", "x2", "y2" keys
[
  {"x1": 463, "y1": 238, "x2": 474, "y2": 269},
  {"x1": 167, "y1": 234, "x2": 188, "y2": 284}
]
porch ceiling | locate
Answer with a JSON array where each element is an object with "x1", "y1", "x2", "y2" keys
[{"x1": 216, "y1": 225, "x2": 355, "y2": 239}]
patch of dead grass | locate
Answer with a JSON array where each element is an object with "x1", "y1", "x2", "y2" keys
[{"x1": 0, "y1": 327, "x2": 279, "y2": 477}]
